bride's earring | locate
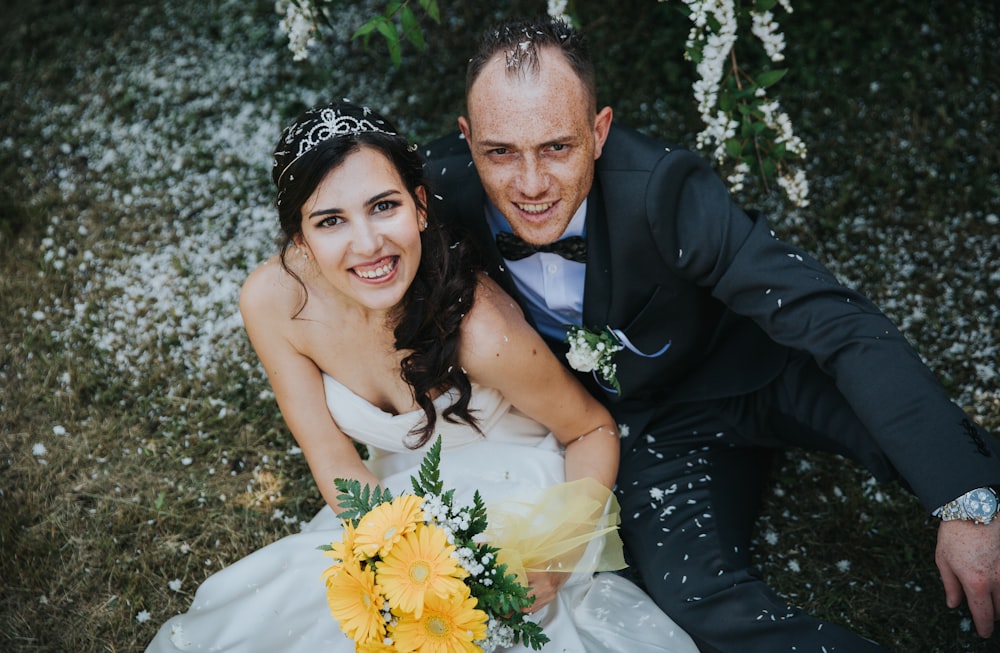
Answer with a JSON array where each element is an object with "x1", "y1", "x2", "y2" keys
[{"x1": 295, "y1": 241, "x2": 310, "y2": 260}]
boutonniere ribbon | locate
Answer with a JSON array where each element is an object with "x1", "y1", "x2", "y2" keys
[{"x1": 564, "y1": 326, "x2": 672, "y2": 394}]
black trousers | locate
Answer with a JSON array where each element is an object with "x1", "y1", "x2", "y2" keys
[{"x1": 614, "y1": 352, "x2": 895, "y2": 653}]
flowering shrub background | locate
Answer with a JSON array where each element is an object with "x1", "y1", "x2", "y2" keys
[
  {"x1": 283, "y1": 0, "x2": 811, "y2": 205},
  {"x1": 1, "y1": 0, "x2": 997, "y2": 651}
]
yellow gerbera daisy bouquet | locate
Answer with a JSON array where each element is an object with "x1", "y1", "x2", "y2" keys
[{"x1": 319, "y1": 437, "x2": 549, "y2": 652}]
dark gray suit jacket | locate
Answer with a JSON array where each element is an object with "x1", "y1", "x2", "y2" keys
[{"x1": 424, "y1": 123, "x2": 999, "y2": 512}]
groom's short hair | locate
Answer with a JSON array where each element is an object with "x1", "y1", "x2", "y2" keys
[{"x1": 465, "y1": 17, "x2": 598, "y2": 109}]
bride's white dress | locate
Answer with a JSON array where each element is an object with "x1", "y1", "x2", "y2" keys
[{"x1": 146, "y1": 377, "x2": 698, "y2": 652}]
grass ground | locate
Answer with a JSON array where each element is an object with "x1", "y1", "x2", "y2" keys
[{"x1": 1, "y1": 0, "x2": 998, "y2": 651}]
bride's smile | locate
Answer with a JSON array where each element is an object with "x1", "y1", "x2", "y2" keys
[{"x1": 351, "y1": 255, "x2": 398, "y2": 281}]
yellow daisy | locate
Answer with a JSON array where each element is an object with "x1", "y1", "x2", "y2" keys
[
  {"x1": 355, "y1": 494, "x2": 425, "y2": 558},
  {"x1": 377, "y1": 523, "x2": 469, "y2": 618},
  {"x1": 390, "y1": 590, "x2": 487, "y2": 653},
  {"x1": 323, "y1": 558, "x2": 386, "y2": 645},
  {"x1": 321, "y1": 520, "x2": 359, "y2": 578},
  {"x1": 356, "y1": 640, "x2": 397, "y2": 653}
]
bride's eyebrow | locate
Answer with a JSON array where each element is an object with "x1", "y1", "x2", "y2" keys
[
  {"x1": 308, "y1": 207, "x2": 341, "y2": 219},
  {"x1": 306, "y1": 190, "x2": 401, "y2": 220},
  {"x1": 364, "y1": 189, "x2": 401, "y2": 206}
]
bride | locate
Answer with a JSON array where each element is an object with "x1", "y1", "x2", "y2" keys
[{"x1": 145, "y1": 101, "x2": 698, "y2": 653}]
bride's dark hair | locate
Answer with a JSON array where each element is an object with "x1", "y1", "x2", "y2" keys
[{"x1": 272, "y1": 102, "x2": 479, "y2": 447}]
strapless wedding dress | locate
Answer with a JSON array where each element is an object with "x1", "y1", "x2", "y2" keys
[{"x1": 145, "y1": 377, "x2": 698, "y2": 652}]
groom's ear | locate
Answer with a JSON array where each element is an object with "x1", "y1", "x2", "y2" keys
[
  {"x1": 593, "y1": 106, "x2": 613, "y2": 159},
  {"x1": 458, "y1": 116, "x2": 471, "y2": 141}
]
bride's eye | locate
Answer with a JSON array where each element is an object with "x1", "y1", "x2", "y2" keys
[{"x1": 373, "y1": 200, "x2": 397, "y2": 213}]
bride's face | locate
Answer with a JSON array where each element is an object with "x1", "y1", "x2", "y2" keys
[{"x1": 296, "y1": 146, "x2": 426, "y2": 315}]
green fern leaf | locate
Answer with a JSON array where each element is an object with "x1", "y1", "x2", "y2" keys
[{"x1": 411, "y1": 435, "x2": 444, "y2": 495}]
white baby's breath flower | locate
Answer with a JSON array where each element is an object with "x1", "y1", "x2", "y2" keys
[
  {"x1": 32, "y1": 443, "x2": 47, "y2": 456},
  {"x1": 277, "y1": 0, "x2": 318, "y2": 62},
  {"x1": 136, "y1": 610, "x2": 152, "y2": 623},
  {"x1": 565, "y1": 326, "x2": 623, "y2": 391},
  {"x1": 168, "y1": 579, "x2": 182, "y2": 592},
  {"x1": 546, "y1": 0, "x2": 570, "y2": 23},
  {"x1": 750, "y1": 10, "x2": 786, "y2": 61}
]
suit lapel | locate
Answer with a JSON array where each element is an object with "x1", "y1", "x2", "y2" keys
[{"x1": 583, "y1": 180, "x2": 612, "y2": 330}]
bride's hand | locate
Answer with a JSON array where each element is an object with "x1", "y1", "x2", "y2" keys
[{"x1": 523, "y1": 571, "x2": 568, "y2": 613}]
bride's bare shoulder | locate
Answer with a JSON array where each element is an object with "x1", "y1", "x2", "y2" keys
[
  {"x1": 460, "y1": 274, "x2": 536, "y2": 354},
  {"x1": 240, "y1": 255, "x2": 300, "y2": 316}
]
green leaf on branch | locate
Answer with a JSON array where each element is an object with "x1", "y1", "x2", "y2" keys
[
  {"x1": 761, "y1": 156, "x2": 777, "y2": 180},
  {"x1": 719, "y1": 91, "x2": 734, "y2": 112},
  {"x1": 756, "y1": 68, "x2": 787, "y2": 89},
  {"x1": 349, "y1": 0, "x2": 437, "y2": 67},
  {"x1": 418, "y1": 0, "x2": 440, "y2": 23},
  {"x1": 351, "y1": 19, "x2": 379, "y2": 44},
  {"x1": 399, "y1": 5, "x2": 424, "y2": 49},
  {"x1": 725, "y1": 138, "x2": 742, "y2": 159},
  {"x1": 373, "y1": 17, "x2": 402, "y2": 66}
]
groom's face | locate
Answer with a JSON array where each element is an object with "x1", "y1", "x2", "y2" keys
[{"x1": 459, "y1": 47, "x2": 612, "y2": 246}]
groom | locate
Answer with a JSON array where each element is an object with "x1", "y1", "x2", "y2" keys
[{"x1": 424, "y1": 16, "x2": 1000, "y2": 653}]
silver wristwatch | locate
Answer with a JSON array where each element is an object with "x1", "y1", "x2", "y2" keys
[{"x1": 937, "y1": 487, "x2": 1000, "y2": 525}]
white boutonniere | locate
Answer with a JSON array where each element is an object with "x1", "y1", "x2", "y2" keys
[{"x1": 565, "y1": 326, "x2": 624, "y2": 393}]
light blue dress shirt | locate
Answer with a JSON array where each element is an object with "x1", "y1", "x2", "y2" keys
[{"x1": 485, "y1": 200, "x2": 587, "y2": 340}]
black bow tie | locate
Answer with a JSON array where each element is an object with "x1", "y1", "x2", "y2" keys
[{"x1": 494, "y1": 231, "x2": 588, "y2": 263}]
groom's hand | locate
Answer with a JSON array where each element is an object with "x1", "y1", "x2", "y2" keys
[
  {"x1": 936, "y1": 519, "x2": 1000, "y2": 637},
  {"x1": 523, "y1": 571, "x2": 569, "y2": 613}
]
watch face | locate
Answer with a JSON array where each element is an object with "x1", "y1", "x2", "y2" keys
[{"x1": 964, "y1": 488, "x2": 999, "y2": 521}]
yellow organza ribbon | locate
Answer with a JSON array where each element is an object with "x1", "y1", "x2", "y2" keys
[{"x1": 481, "y1": 477, "x2": 627, "y2": 584}]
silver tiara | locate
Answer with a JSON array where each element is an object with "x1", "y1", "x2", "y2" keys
[{"x1": 274, "y1": 105, "x2": 397, "y2": 186}]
